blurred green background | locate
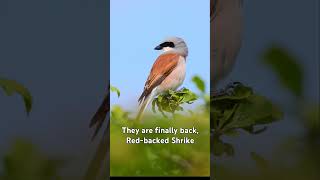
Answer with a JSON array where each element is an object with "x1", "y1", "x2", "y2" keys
[{"x1": 110, "y1": 77, "x2": 210, "y2": 176}]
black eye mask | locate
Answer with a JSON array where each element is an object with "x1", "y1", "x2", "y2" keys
[{"x1": 160, "y1": 41, "x2": 175, "y2": 48}]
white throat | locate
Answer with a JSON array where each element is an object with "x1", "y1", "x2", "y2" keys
[{"x1": 163, "y1": 47, "x2": 174, "y2": 52}]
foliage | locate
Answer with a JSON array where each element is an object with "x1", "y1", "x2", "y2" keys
[
  {"x1": 152, "y1": 88, "x2": 197, "y2": 117},
  {"x1": 211, "y1": 84, "x2": 283, "y2": 156},
  {"x1": 192, "y1": 75, "x2": 206, "y2": 93},
  {"x1": 110, "y1": 105, "x2": 210, "y2": 176},
  {"x1": 212, "y1": 44, "x2": 320, "y2": 180},
  {"x1": 261, "y1": 45, "x2": 319, "y2": 134},
  {"x1": 109, "y1": 76, "x2": 210, "y2": 176},
  {"x1": 0, "y1": 139, "x2": 63, "y2": 180},
  {"x1": 261, "y1": 45, "x2": 303, "y2": 97},
  {"x1": 0, "y1": 77, "x2": 32, "y2": 114},
  {"x1": 151, "y1": 75, "x2": 209, "y2": 118},
  {"x1": 110, "y1": 85, "x2": 120, "y2": 97},
  {"x1": 212, "y1": 85, "x2": 282, "y2": 134}
]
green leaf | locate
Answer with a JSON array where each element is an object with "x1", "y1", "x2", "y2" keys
[
  {"x1": 226, "y1": 95, "x2": 283, "y2": 129},
  {"x1": 212, "y1": 83, "x2": 283, "y2": 135},
  {"x1": 212, "y1": 136, "x2": 234, "y2": 157},
  {"x1": 110, "y1": 85, "x2": 120, "y2": 97},
  {"x1": 233, "y1": 95, "x2": 282, "y2": 127},
  {"x1": 218, "y1": 104, "x2": 238, "y2": 129},
  {"x1": 262, "y1": 45, "x2": 303, "y2": 97},
  {"x1": 192, "y1": 75, "x2": 206, "y2": 93},
  {"x1": 0, "y1": 77, "x2": 33, "y2": 114}
]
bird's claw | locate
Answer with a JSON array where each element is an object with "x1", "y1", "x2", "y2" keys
[
  {"x1": 213, "y1": 82, "x2": 243, "y2": 98},
  {"x1": 226, "y1": 81, "x2": 242, "y2": 90},
  {"x1": 225, "y1": 82, "x2": 242, "y2": 96}
]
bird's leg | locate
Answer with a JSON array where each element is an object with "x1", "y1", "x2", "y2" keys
[{"x1": 176, "y1": 87, "x2": 186, "y2": 92}]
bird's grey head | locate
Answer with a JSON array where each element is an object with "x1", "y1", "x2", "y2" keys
[{"x1": 154, "y1": 37, "x2": 188, "y2": 57}]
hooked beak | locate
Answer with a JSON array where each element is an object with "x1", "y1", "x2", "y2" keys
[{"x1": 154, "y1": 45, "x2": 162, "y2": 50}]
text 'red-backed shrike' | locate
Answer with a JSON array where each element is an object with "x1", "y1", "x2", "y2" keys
[{"x1": 136, "y1": 37, "x2": 189, "y2": 121}]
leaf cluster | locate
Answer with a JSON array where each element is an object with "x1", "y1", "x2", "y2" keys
[
  {"x1": 152, "y1": 88, "x2": 197, "y2": 117},
  {"x1": 212, "y1": 84, "x2": 283, "y2": 156}
]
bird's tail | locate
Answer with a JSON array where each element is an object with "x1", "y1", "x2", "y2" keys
[
  {"x1": 136, "y1": 95, "x2": 153, "y2": 121},
  {"x1": 90, "y1": 94, "x2": 109, "y2": 141}
]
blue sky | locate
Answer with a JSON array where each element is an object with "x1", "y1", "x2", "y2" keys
[{"x1": 110, "y1": 0, "x2": 210, "y2": 110}]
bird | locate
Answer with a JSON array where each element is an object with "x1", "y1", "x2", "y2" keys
[
  {"x1": 136, "y1": 37, "x2": 189, "y2": 121},
  {"x1": 86, "y1": 91, "x2": 110, "y2": 179},
  {"x1": 211, "y1": 0, "x2": 244, "y2": 90},
  {"x1": 210, "y1": 1, "x2": 244, "y2": 177},
  {"x1": 89, "y1": 89, "x2": 109, "y2": 141},
  {"x1": 88, "y1": 0, "x2": 244, "y2": 137}
]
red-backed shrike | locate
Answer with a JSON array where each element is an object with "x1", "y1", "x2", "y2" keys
[{"x1": 136, "y1": 37, "x2": 189, "y2": 121}]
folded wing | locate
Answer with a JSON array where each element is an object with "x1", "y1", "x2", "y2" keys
[{"x1": 138, "y1": 53, "x2": 180, "y2": 104}]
